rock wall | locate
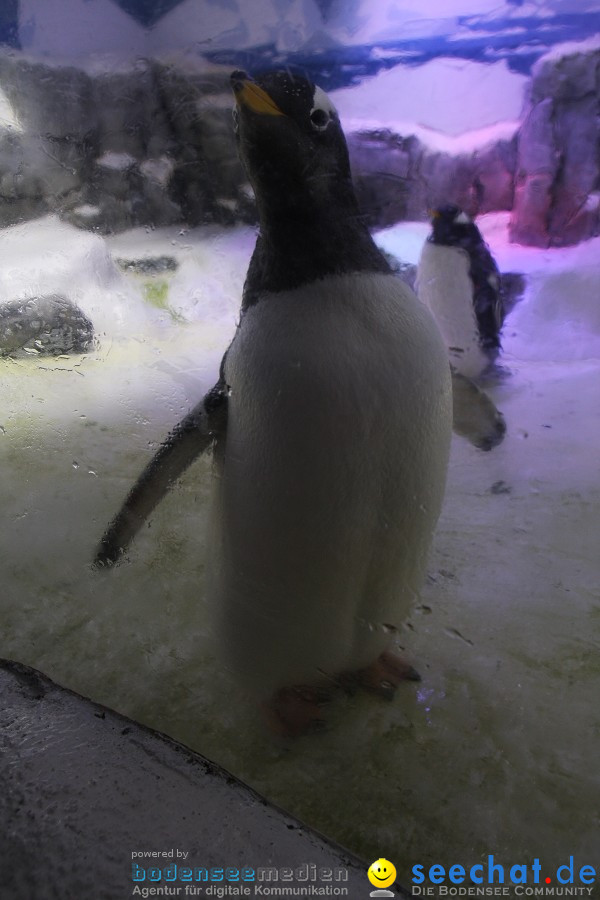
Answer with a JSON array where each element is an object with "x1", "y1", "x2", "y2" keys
[
  {"x1": 0, "y1": 53, "x2": 253, "y2": 233},
  {"x1": 347, "y1": 129, "x2": 517, "y2": 229},
  {"x1": 0, "y1": 49, "x2": 520, "y2": 235},
  {"x1": 348, "y1": 43, "x2": 600, "y2": 244},
  {"x1": 509, "y1": 40, "x2": 600, "y2": 247},
  {"x1": 1, "y1": 44, "x2": 600, "y2": 246}
]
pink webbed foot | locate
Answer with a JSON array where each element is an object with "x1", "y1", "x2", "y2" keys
[
  {"x1": 344, "y1": 650, "x2": 421, "y2": 701},
  {"x1": 261, "y1": 685, "x2": 331, "y2": 738}
]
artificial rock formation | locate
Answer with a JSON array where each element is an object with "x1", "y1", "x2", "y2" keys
[
  {"x1": 510, "y1": 40, "x2": 600, "y2": 247},
  {"x1": 1, "y1": 43, "x2": 600, "y2": 245},
  {"x1": 347, "y1": 128, "x2": 517, "y2": 228},
  {"x1": 0, "y1": 294, "x2": 94, "y2": 356},
  {"x1": 0, "y1": 53, "x2": 251, "y2": 234}
]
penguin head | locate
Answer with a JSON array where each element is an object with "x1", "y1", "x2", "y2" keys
[
  {"x1": 429, "y1": 204, "x2": 483, "y2": 250},
  {"x1": 230, "y1": 70, "x2": 354, "y2": 219}
]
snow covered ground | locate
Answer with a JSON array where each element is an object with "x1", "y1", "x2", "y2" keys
[{"x1": 1, "y1": 212, "x2": 599, "y2": 881}]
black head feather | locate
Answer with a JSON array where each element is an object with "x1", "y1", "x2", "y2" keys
[{"x1": 231, "y1": 70, "x2": 390, "y2": 307}]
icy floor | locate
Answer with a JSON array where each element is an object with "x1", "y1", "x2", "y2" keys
[{"x1": 1, "y1": 213, "x2": 599, "y2": 880}]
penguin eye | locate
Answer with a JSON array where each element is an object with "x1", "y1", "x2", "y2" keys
[
  {"x1": 232, "y1": 107, "x2": 240, "y2": 134},
  {"x1": 309, "y1": 107, "x2": 330, "y2": 131}
]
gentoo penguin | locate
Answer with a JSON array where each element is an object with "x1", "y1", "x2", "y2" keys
[
  {"x1": 378, "y1": 249, "x2": 505, "y2": 450},
  {"x1": 417, "y1": 204, "x2": 504, "y2": 379},
  {"x1": 95, "y1": 70, "x2": 453, "y2": 735}
]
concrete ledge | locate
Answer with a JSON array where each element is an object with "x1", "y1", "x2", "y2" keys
[{"x1": 0, "y1": 659, "x2": 409, "y2": 899}]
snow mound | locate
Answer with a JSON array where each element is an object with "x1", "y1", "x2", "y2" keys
[
  {"x1": 0, "y1": 217, "x2": 163, "y2": 340},
  {"x1": 331, "y1": 58, "x2": 527, "y2": 138}
]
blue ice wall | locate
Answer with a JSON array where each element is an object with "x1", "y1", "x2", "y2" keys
[
  {"x1": 2, "y1": 0, "x2": 600, "y2": 80},
  {"x1": 112, "y1": 0, "x2": 183, "y2": 25},
  {"x1": 0, "y1": 0, "x2": 19, "y2": 48},
  {"x1": 205, "y1": 11, "x2": 600, "y2": 89}
]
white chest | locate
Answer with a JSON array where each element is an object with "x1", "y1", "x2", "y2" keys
[
  {"x1": 209, "y1": 272, "x2": 452, "y2": 696},
  {"x1": 417, "y1": 242, "x2": 488, "y2": 378}
]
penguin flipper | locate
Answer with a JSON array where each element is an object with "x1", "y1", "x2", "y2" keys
[
  {"x1": 94, "y1": 380, "x2": 228, "y2": 568},
  {"x1": 451, "y1": 368, "x2": 506, "y2": 451},
  {"x1": 470, "y1": 245, "x2": 504, "y2": 353}
]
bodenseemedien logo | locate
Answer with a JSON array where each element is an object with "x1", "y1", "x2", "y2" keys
[
  {"x1": 130, "y1": 859, "x2": 350, "y2": 896},
  {"x1": 411, "y1": 856, "x2": 597, "y2": 895}
]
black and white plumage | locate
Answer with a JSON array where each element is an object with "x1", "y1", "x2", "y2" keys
[
  {"x1": 417, "y1": 204, "x2": 504, "y2": 378},
  {"x1": 95, "y1": 70, "x2": 453, "y2": 729}
]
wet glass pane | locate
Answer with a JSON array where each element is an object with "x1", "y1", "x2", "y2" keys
[{"x1": 1, "y1": 0, "x2": 599, "y2": 894}]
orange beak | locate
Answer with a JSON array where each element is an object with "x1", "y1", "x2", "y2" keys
[{"x1": 232, "y1": 73, "x2": 285, "y2": 118}]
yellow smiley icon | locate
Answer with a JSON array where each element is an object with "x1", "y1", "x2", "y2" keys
[{"x1": 368, "y1": 858, "x2": 396, "y2": 889}]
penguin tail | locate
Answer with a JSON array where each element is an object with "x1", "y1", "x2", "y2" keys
[{"x1": 93, "y1": 381, "x2": 228, "y2": 569}]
